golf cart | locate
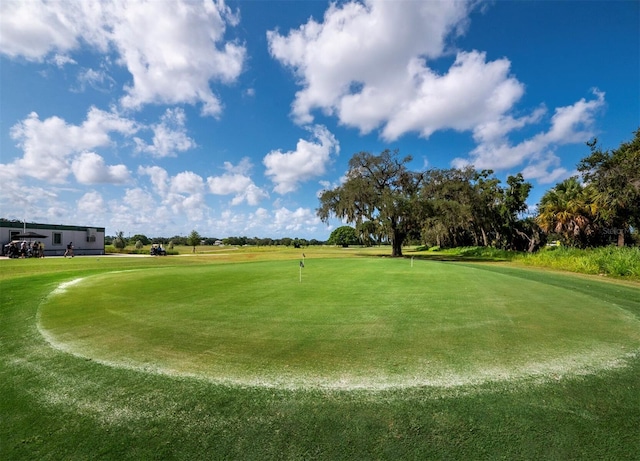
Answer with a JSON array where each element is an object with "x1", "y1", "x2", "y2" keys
[{"x1": 150, "y1": 244, "x2": 167, "y2": 256}]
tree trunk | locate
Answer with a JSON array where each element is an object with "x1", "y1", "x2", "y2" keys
[
  {"x1": 391, "y1": 229, "x2": 404, "y2": 257},
  {"x1": 481, "y1": 227, "x2": 488, "y2": 247},
  {"x1": 618, "y1": 228, "x2": 625, "y2": 247}
]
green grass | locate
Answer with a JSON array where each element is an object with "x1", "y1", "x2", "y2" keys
[
  {"x1": 412, "y1": 245, "x2": 640, "y2": 280},
  {"x1": 2, "y1": 249, "x2": 640, "y2": 459},
  {"x1": 518, "y1": 245, "x2": 640, "y2": 278},
  {"x1": 39, "y1": 258, "x2": 640, "y2": 389}
]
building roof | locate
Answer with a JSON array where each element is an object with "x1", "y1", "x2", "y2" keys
[{"x1": 0, "y1": 220, "x2": 105, "y2": 232}]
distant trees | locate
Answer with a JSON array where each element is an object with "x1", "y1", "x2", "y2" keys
[
  {"x1": 129, "y1": 234, "x2": 150, "y2": 246},
  {"x1": 327, "y1": 226, "x2": 360, "y2": 247},
  {"x1": 187, "y1": 230, "x2": 201, "y2": 253}
]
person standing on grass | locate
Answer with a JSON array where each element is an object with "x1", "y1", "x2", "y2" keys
[{"x1": 64, "y1": 242, "x2": 74, "y2": 257}]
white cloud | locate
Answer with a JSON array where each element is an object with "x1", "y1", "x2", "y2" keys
[
  {"x1": 139, "y1": 170, "x2": 208, "y2": 222},
  {"x1": 50, "y1": 53, "x2": 77, "y2": 68},
  {"x1": 0, "y1": 0, "x2": 245, "y2": 116},
  {"x1": 171, "y1": 171, "x2": 205, "y2": 195},
  {"x1": 137, "y1": 166, "x2": 209, "y2": 221},
  {"x1": 111, "y1": 0, "x2": 245, "y2": 115},
  {"x1": 9, "y1": 107, "x2": 137, "y2": 183},
  {"x1": 0, "y1": 0, "x2": 83, "y2": 60},
  {"x1": 452, "y1": 89, "x2": 606, "y2": 176},
  {"x1": 268, "y1": 0, "x2": 526, "y2": 140},
  {"x1": 272, "y1": 207, "x2": 322, "y2": 233},
  {"x1": 545, "y1": 89, "x2": 606, "y2": 144},
  {"x1": 76, "y1": 67, "x2": 116, "y2": 92},
  {"x1": 122, "y1": 187, "x2": 155, "y2": 211},
  {"x1": 263, "y1": 125, "x2": 339, "y2": 194},
  {"x1": 520, "y1": 154, "x2": 573, "y2": 185},
  {"x1": 207, "y1": 157, "x2": 268, "y2": 205},
  {"x1": 71, "y1": 152, "x2": 131, "y2": 184},
  {"x1": 138, "y1": 165, "x2": 170, "y2": 196},
  {"x1": 378, "y1": 52, "x2": 524, "y2": 141},
  {"x1": 134, "y1": 108, "x2": 195, "y2": 158},
  {"x1": 77, "y1": 190, "x2": 105, "y2": 216}
]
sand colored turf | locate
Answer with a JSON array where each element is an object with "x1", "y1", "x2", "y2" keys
[{"x1": 38, "y1": 258, "x2": 640, "y2": 389}]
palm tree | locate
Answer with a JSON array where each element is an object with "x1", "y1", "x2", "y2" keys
[{"x1": 536, "y1": 177, "x2": 597, "y2": 247}]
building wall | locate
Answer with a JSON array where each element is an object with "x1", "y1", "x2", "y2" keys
[{"x1": 1, "y1": 222, "x2": 105, "y2": 256}]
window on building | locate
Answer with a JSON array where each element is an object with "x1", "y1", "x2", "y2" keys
[{"x1": 53, "y1": 233, "x2": 62, "y2": 245}]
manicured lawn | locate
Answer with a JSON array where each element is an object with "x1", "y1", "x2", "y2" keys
[
  {"x1": 39, "y1": 258, "x2": 640, "y2": 389},
  {"x1": 2, "y1": 249, "x2": 640, "y2": 459}
]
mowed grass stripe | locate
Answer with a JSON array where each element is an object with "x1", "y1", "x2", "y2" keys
[{"x1": 38, "y1": 258, "x2": 640, "y2": 389}]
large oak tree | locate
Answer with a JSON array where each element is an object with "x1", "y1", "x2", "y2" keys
[{"x1": 317, "y1": 150, "x2": 424, "y2": 257}]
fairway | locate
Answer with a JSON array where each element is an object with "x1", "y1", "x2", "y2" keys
[{"x1": 38, "y1": 258, "x2": 640, "y2": 389}]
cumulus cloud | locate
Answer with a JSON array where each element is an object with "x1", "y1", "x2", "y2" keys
[
  {"x1": 138, "y1": 165, "x2": 170, "y2": 196},
  {"x1": 272, "y1": 207, "x2": 322, "y2": 233},
  {"x1": 170, "y1": 171, "x2": 205, "y2": 195},
  {"x1": 136, "y1": 166, "x2": 208, "y2": 222},
  {"x1": 268, "y1": 0, "x2": 526, "y2": 140},
  {"x1": 71, "y1": 152, "x2": 131, "y2": 184},
  {"x1": 263, "y1": 125, "x2": 339, "y2": 194},
  {"x1": 137, "y1": 166, "x2": 209, "y2": 222},
  {"x1": 453, "y1": 89, "x2": 606, "y2": 182},
  {"x1": 9, "y1": 107, "x2": 137, "y2": 183},
  {"x1": 207, "y1": 157, "x2": 268, "y2": 205},
  {"x1": 77, "y1": 190, "x2": 106, "y2": 216},
  {"x1": 0, "y1": 0, "x2": 83, "y2": 60},
  {"x1": 0, "y1": 0, "x2": 245, "y2": 115},
  {"x1": 134, "y1": 108, "x2": 196, "y2": 158},
  {"x1": 268, "y1": 0, "x2": 609, "y2": 185}
]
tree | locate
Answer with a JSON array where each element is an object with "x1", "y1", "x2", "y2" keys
[
  {"x1": 328, "y1": 226, "x2": 360, "y2": 247},
  {"x1": 496, "y1": 173, "x2": 533, "y2": 249},
  {"x1": 578, "y1": 129, "x2": 640, "y2": 246},
  {"x1": 420, "y1": 167, "x2": 475, "y2": 248},
  {"x1": 187, "y1": 230, "x2": 201, "y2": 253},
  {"x1": 536, "y1": 177, "x2": 597, "y2": 247},
  {"x1": 113, "y1": 231, "x2": 126, "y2": 250},
  {"x1": 318, "y1": 150, "x2": 424, "y2": 257},
  {"x1": 129, "y1": 234, "x2": 150, "y2": 246}
]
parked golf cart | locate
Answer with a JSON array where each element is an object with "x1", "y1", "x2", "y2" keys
[{"x1": 150, "y1": 244, "x2": 167, "y2": 256}]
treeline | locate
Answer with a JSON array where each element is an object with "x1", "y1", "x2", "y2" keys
[
  {"x1": 318, "y1": 129, "x2": 639, "y2": 256},
  {"x1": 105, "y1": 234, "x2": 325, "y2": 247}
]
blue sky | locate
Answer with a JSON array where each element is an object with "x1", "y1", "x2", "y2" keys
[{"x1": 1, "y1": 0, "x2": 638, "y2": 240}]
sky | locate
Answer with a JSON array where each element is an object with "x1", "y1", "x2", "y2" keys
[{"x1": 0, "y1": 0, "x2": 638, "y2": 240}]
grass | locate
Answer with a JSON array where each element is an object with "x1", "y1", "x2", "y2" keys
[
  {"x1": 39, "y1": 258, "x2": 640, "y2": 389},
  {"x1": 412, "y1": 245, "x2": 640, "y2": 280},
  {"x1": 518, "y1": 245, "x2": 640, "y2": 278},
  {"x1": 2, "y1": 248, "x2": 640, "y2": 459}
]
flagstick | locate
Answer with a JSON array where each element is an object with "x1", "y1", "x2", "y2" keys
[{"x1": 299, "y1": 264, "x2": 302, "y2": 282}]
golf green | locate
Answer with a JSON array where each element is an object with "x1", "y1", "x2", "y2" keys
[{"x1": 38, "y1": 258, "x2": 640, "y2": 389}]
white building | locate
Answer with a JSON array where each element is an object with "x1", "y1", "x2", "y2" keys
[{"x1": 1, "y1": 221, "x2": 105, "y2": 256}]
